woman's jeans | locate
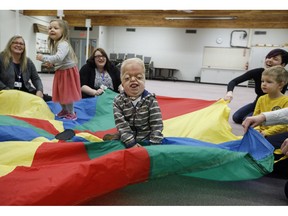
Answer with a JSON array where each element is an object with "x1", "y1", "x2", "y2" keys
[
  {"x1": 232, "y1": 101, "x2": 256, "y2": 124},
  {"x1": 266, "y1": 132, "x2": 288, "y2": 149}
]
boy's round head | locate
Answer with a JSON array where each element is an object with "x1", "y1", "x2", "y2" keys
[
  {"x1": 262, "y1": 65, "x2": 288, "y2": 86},
  {"x1": 120, "y1": 58, "x2": 146, "y2": 98}
]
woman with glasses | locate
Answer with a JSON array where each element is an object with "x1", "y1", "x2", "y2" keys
[
  {"x1": 0, "y1": 35, "x2": 52, "y2": 101},
  {"x1": 79, "y1": 48, "x2": 122, "y2": 98}
]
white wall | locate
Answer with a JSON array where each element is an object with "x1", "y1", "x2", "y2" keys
[
  {"x1": 250, "y1": 29, "x2": 288, "y2": 46},
  {"x1": 98, "y1": 26, "x2": 108, "y2": 49},
  {"x1": 0, "y1": 10, "x2": 53, "y2": 71},
  {"x1": 0, "y1": 11, "x2": 18, "y2": 49},
  {"x1": 70, "y1": 26, "x2": 99, "y2": 40},
  {"x1": 103, "y1": 27, "x2": 288, "y2": 81},
  {"x1": 104, "y1": 27, "x2": 237, "y2": 81},
  {"x1": 1, "y1": 10, "x2": 288, "y2": 81}
]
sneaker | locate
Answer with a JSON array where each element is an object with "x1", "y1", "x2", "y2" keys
[
  {"x1": 64, "y1": 113, "x2": 77, "y2": 120},
  {"x1": 56, "y1": 109, "x2": 69, "y2": 118},
  {"x1": 103, "y1": 133, "x2": 120, "y2": 141}
]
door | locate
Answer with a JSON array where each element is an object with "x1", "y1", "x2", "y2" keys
[{"x1": 70, "y1": 38, "x2": 97, "y2": 69}]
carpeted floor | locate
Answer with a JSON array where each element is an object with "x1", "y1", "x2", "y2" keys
[
  {"x1": 82, "y1": 175, "x2": 287, "y2": 206},
  {"x1": 39, "y1": 73, "x2": 288, "y2": 206}
]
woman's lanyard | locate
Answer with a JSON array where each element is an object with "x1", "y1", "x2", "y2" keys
[
  {"x1": 14, "y1": 63, "x2": 21, "y2": 80},
  {"x1": 95, "y1": 68, "x2": 106, "y2": 82},
  {"x1": 13, "y1": 63, "x2": 23, "y2": 89}
]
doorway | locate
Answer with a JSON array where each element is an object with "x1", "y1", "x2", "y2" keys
[{"x1": 70, "y1": 38, "x2": 97, "y2": 69}]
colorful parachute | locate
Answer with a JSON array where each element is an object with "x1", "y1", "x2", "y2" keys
[{"x1": 0, "y1": 89, "x2": 274, "y2": 205}]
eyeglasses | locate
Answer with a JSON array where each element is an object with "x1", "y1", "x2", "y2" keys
[
  {"x1": 12, "y1": 41, "x2": 25, "y2": 46},
  {"x1": 94, "y1": 55, "x2": 106, "y2": 59}
]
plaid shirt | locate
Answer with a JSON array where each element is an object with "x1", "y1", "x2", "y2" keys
[{"x1": 113, "y1": 89, "x2": 164, "y2": 147}]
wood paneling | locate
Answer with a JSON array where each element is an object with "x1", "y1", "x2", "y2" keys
[
  {"x1": 33, "y1": 23, "x2": 48, "y2": 34},
  {"x1": 23, "y1": 10, "x2": 288, "y2": 28}
]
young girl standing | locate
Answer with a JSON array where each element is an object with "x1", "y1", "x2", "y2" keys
[{"x1": 36, "y1": 19, "x2": 81, "y2": 120}]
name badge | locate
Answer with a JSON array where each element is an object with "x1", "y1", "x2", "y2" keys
[{"x1": 14, "y1": 81, "x2": 22, "y2": 88}]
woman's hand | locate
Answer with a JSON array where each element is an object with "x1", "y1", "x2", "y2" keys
[
  {"x1": 94, "y1": 89, "x2": 104, "y2": 96},
  {"x1": 36, "y1": 90, "x2": 44, "y2": 98},
  {"x1": 281, "y1": 138, "x2": 288, "y2": 156},
  {"x1": 224, "y1": 91, "x2": 233, "y2": 101},
  {"x1": 242, "y1": 114, "x2": 266, "y2": 133}
]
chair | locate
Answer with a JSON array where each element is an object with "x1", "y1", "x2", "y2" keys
[
  {"x1": 136, "y1": 55, "x2": 143, "y2": 60},
  {"x1": 109, "y1": 53, "x2": 117, "y2": 65},
  {"x1": 144, "y1": 57, "x2": 152, "y2": 79},
  {"x1": 126, "y1": 53, "x2": 135, "y2": 59},
  {"x1": 144, "y1": 57, "x2": 151, "y2": 65},
  {"x1": 117, "y1": 53, "x2": 126, "y2": 63},
  {"x1": 109, "y1": 53, "x2": 117, "y2": 61}
]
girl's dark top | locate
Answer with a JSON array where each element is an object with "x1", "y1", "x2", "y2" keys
[
  {"x1": 79, "y1": 62, "x2": 121, "y2": 98},
  {"x1": 227, "y1": 68, "x2": 288, "y2": 101}
]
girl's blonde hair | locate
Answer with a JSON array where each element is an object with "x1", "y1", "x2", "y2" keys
[
  {"x1": 1, "y1": 35, "x2": 28, "y2": 73},
  {"x1": 263, "y1": 65, "x2": 288, "y2": 85},
  {"x1": 120, "y1": 57, "x2": 145, "y2": 80},
  {"x1": 47, "y1": 19, "x2": 78, "y2": 64}
]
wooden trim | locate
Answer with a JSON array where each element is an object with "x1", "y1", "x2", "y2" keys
[
  {"x1": 24, "y1": 10, "x2": 288, "y2": 29},
  {"x1": 33, "y1": 23, "x2": 48, "y2": 34}
]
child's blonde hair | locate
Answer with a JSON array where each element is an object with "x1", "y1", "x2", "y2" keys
[
  {"x1": 263, "y1": 65, "x2": 288, "y2": 85},
  {"x1": 1, "y1": 35, "x2": 27, "y2": 73},
  {"x1": 120, "y1": 57, "x2": 145, "y2": 81},
  {"x1": 47, "y1": 19, "x2": 78, "y2": 64}
]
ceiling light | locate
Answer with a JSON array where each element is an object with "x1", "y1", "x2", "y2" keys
[{"x1": 165, "y1": 16, "x2": 237, "y2": 20}]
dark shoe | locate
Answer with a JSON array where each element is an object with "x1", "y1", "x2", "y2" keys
[{"x1": 43, "y1": 94, "x2": 52, "y2": 102}]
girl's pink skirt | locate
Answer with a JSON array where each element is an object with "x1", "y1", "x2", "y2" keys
[{"x1": 52, "y1": 66, "x2": 81, "y2": 104}]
